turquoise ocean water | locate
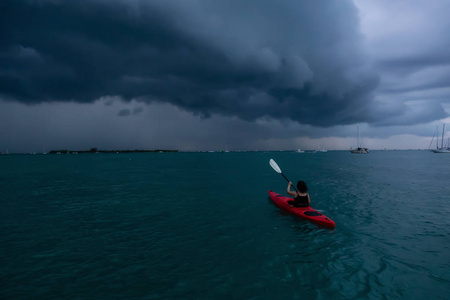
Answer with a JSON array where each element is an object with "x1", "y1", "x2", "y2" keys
[{"x1": 1, "y1": 151, "x2": 449, "y2": 299}]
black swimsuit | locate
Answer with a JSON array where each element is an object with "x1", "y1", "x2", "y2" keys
[{"x1": 293, "y1": 194, "x2": 309, "y2": 207}]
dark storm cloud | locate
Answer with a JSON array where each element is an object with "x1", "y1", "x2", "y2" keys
[
  {"x1": 1, "y1": 0, "x2": 380, "y2": 127},
  {"x1": 133, "y1": 107, "x2": 143, "y2": 115},
  {"x1": 117, "y1": 109, "x2": 131, "y2": 117},
  {"x1": 117, "y1": 106, "x2": 143, "y2": 117}
]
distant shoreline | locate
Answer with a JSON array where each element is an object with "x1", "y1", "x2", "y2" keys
[
  {"x1": 48, "y1": 148, "x2": 179, "y2": 154},
  {"x1": 1, "y1": 149, "x2": 432, "y2": 155}
]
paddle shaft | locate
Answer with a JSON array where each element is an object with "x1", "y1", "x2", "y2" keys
[{"x1": 280, "y1": 173, "x2": 299, "y2": 193}]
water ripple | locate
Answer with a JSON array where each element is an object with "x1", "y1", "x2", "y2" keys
[{"x1": 1, "y1": 152, "x2": 450, "y2": 299}]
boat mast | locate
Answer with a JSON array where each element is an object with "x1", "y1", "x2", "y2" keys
[
  {"x1": 437, "y1": 126, "x2": 439, "y2": 149},
  {"x1": 356, "y1": 124, "x2": 360, "y2": 148},
  {"x1": 429, "y1": 126, "x2": 438, "y2": 150},
  {"x1": 442, "y1": 124, "x2": 445, "y2": 149}
]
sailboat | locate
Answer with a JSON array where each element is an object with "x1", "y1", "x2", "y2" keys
[
  {"x1": 430, "y1": 124, "x2": 450, "y2": 153},
  {"x1": 350, "y1": 124, "x2": 369, "y2": 154}
]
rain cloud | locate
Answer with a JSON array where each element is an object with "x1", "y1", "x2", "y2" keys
[{"x1": 1, "y1": 0, "x2": 382, "y2": 127}]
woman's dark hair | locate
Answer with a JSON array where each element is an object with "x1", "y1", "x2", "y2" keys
[{"x1": 297, "y1": 181, "x2": 308, "y2": 193}]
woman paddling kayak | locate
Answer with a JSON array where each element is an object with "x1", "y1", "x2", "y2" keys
[
  {"x1": 286, "y1": 181, "x2": 310, "y2": 207},
  {"x1": 269, "y1": 159, "x2": 334, "y2": 227}
]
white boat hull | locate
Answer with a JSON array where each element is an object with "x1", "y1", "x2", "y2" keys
[{"x1": 431, "y1": 149, "x2": 450, "y2": 153}]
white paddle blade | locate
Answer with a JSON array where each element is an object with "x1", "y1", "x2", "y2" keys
[{"x1": 269, "y1": 159, "x2": 282, "y2": 173}]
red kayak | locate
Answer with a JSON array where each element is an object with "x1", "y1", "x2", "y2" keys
[{"x1": 268, "y1": 190, "x2": 335, "y2": 228}]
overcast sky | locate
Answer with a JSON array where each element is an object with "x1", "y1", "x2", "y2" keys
[{"x1": 1, "y1": 0, "x2": 450, "y2": 152}]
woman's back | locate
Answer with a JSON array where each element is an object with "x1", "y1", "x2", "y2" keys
[
  {"x1": 287, "y1": 180, "x2": 311, "y2": 207},
  {"x1": 293, "y1": 193, "x2": 309, "y2": 207}
]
